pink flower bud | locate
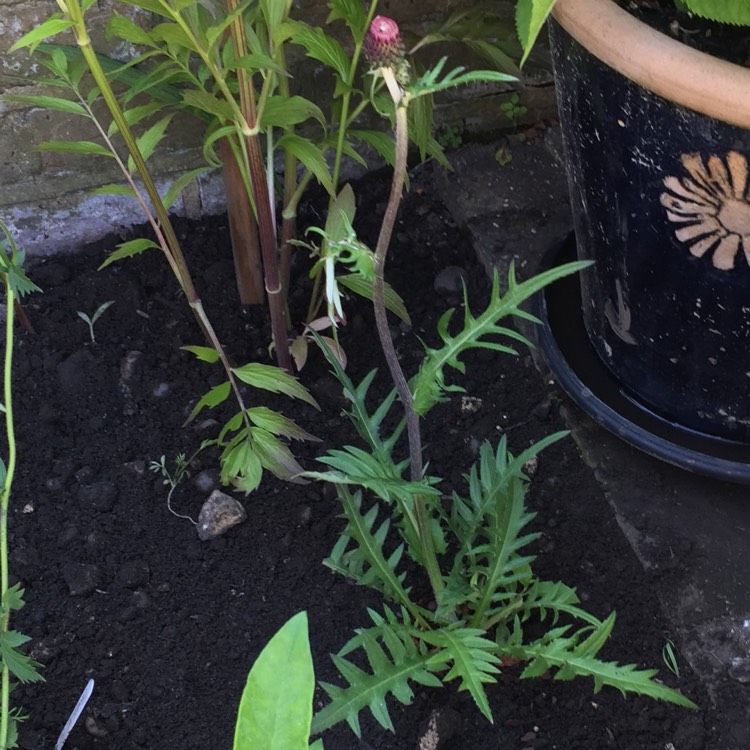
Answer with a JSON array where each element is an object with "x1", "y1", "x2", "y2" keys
[{"x1": 363, "y1": 15, "x2": 406, "y2": 69}]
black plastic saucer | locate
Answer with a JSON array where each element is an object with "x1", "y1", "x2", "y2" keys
[{"x1": 534, "y1": 235, "x2": 750, "y2": 484}]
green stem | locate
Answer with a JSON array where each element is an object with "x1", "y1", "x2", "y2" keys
[
  {"x1": 0, "y1": 279, "x2": 15, "y2": 749},
  {"x1": 371, "y1": 70, "x2": 443, "y2": 601}
]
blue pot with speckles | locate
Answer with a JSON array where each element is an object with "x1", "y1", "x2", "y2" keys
[{"x1": 548, "y1": 4, "x2": 750, "y2": 447}]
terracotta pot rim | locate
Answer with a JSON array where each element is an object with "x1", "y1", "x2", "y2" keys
[{"x1": 551, "y1": 0, "x2": 750, "y2": 131}]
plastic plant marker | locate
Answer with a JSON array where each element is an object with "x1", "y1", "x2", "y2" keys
[
  {"x1": 55, "y1": 678, "x2": 94, "y2": 750},
  {"x1": 233, "y1": 611, "x2": 315, "y2": 750}
]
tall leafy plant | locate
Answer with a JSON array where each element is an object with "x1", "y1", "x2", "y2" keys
[
  {"x1": 0, "y1": 223, "x2": 43, "y2": 748},
  {"x1": 9, "y1": 7, "x2": 320, "y2": 495},
  {"x1": 302, "y1": 17, "x2": 698, "y2": 740}
]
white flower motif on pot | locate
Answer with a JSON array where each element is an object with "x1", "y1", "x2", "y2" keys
[{"x1": 660, "y1": 151, "x2": 750, "y2": 270}]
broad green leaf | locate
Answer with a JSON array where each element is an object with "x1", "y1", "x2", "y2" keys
[
  {"x1": 88, "y1": 184, "x2": 138, "y2": 199},
  {"x1": 683, "y1": 0, "x2": 750, "y2": 24},
  {"x1": 226, "y1": 53, "x2": 287, "y2": 76},
  {"x1": 288, "y1": 21, "x2": 351, "y2": 80},
  {"x1": 2, "y1": 584, "x2": 26, "y2": 613},
  {"x1": 251, "y1": 428, "x2": 307, "y2": 482},
  {"x1": 185, "y1": 381, "x2": 232, "y2": 423},
  {"x1": 327, "y1": 0, "x2": 368, "y2": 42},
  {"x1": 232, "y1": 363, "x2": 319, "y2": 408},
  {"x1": 106, "y1": 14, "x2": 156, "y2": 47},
  {"x1": 150, "y1": 22, "x2": 198, "y2": 53},
  {"x1": 1, "y1": 94, "x2": 87, "y2": 117},
  {"x1": 338, "y1": 274, "x2": 411, "y2": 325},
  {"x1": 98, "y1": 237, "x2": 160, "y2": 270},
  {"x1": 516, "y1": 0, "x2": 557, "y2": 66},
  {"x1": 0, "y1": 631, "x2": 42, "y2": 684},
  {"x1": 9, "y1": 17, "x2": 72, "y2": 53},
  {"x1": 350, "y1": 130, "x2": 396, "y2": 168},
  {"x1": 35, "y1": 141, "x2": 113, "y2": 158},
  {"x1": 247, "y1": 407, "x2": 318, "y2": 442},
  {"x1": 276, "y1": 134, "x2": 334, "y2": 196},
  {"x1": 324, "y1": 184, "x2": 356, "y2": 244},
  {"x1": 261, "y1": 0, "x2": 292, "y2": 29},
  {"x1": 181, "y1": 89, "x2": 233, "y2": 121},
  {"x1": 181, "y1": 345, "x2": 221, "y2": 363},
  {"x1": 163, "y1": 166, "x2": 212, "y2": 211},
  {"x1": 135, "y1": 113, "x2": 175, "y2": 163},
  {"x1": 108, "y1": 102, "x2": 166, "y2": 138},
  {"x1": 233, "y1": 611, "x2": 314, "y2": 750},
  {"x1": 260, "y1": 96, "x2": 326, "y2": 130}
]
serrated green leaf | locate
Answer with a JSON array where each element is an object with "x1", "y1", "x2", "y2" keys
[
  {"x1": 9, "y1": 17, "x2": 72, "y2": 53},
  {"x1": 163, "y1": 167, "x2": 212, "y2": 210},
  {"x1": 247, "y1": 407, "x2": 318, "y2": 442},
  {"x1": 98, "y1": 238, "x2": 160, "y2": 270},
  {"x1": 682, "y1": 0, "x2": 750, "y2": 25},
  {"x1": 134, "y1": 113, "x2": 175, "y2": 163},
  {"x1": 327, "y1": 0, "x2": 368, "y2": 42},
  {"x1": 181, "y1": 89, "x2": 233, "y2": 120},
  {"x1": 0, "y1": 631, "x2": 43, "y2": 684},
  {"x1": 35, "y1": 141, "x2": 113, "y2": 158},
  {"x1": 288, "y1": 21, "x2": 351, "y2": 80},
  {"x1": 349, "y1": 129, "x2": 396, "y2": 168},
  {"x1": 338, "y1": 274, "x2": 411, "y2": 325},
  {"x1": 1, "y1": 94, "x2": 88, "y2": 117},
  {"x1": 185, "y1": 381, "x2": 232, "y2": 424},
  {"x1": 106, "y1": 13, "x2": 156, "y2": 46},
  {"x1": 88, "y1": 184, "x2": 138, "y2": 199},
  {"x1": 276, "y1": 134, "x2": 334, "y2": 195},
  {"x1": 516, "y1": 0, "x2": 557, "y2": 66},
  {"x1": 232, "y1": 363, "x2": 319, "y2": 408},
  {"x1": 260, "y1": 96, "x2": 326, "y2": 129},
  {"x1": 251, "y1": 427, "x2": 306, "y2": 482},
  {"x1": 181, "y1": 345, "x2": 221, "y2": 363},
  {"x1": 234, "y1": 611, "x2": 314, "y2": 750}
]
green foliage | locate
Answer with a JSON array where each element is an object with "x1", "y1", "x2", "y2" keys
[
  {"x1": 76, "y1": 300, "x2": 114, "y2": 344},
  {"x1": 234, "y1": 612, "x2": 321, "y2": 750},
  {"x1": 681, "y1": 0, "x2": 750, "y2": 25},
  {"x1": 307, "y1": 251, "x2": 696, "y2": 739},
  {"x1": 0, "y1": 224, "x2": 42, "y2": 748},
  {"x1": 410, "y1": 262, "x2": 589, "y2": 416}
]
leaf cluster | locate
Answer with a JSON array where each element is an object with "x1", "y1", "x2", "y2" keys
[{"x1": 308, "y1": 262, "x2": 697, "y2": 738}]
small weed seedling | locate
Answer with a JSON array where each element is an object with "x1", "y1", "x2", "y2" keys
[
  {"x1": 76, "y1": 300, "x2": 114, "y2": 343},
  {"x1": 149, "y1": 442, "x2": 210, "y2": 524},
  {"x1": 500, "y1": 91, "x2": 528, "y2": 132},
  {"x1": 663, "y1": 639, "x2": 681, "y2": 678}
]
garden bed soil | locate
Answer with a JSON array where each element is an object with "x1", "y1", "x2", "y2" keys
[{"x1": 9, "y1": 162, "x2": 726, "y2": 749}]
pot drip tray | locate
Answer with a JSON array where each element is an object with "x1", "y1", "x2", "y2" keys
[{"x1": 535, "y1": 235, "x2": 750, "y2": 484}]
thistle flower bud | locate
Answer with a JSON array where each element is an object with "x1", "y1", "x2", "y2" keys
[{"x1": 363, "y1": 15, "x2": 411, "y2": 85}]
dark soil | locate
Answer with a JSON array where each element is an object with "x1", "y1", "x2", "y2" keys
[{"x1": 9, "y1": 161, "x2": 717, "y2": 749}]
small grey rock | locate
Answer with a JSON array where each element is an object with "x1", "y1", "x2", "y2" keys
[
  {"x1": 196, "y1": 490, "x2": 247, "y2": 541},
  {"x1": 117, "y1": 559, "x2": 150, "y2": 589},
  {"x1": 433, "y1": 266, "x2": 468, "y2": 299},
  {"x1": 194, "y1": 469, "x2": 219, "y2": 494},
  {"x1": 85, "y1": 715, "x2": 108, "y2": 739},
  {"x1": 729, "y1": 656, "x2": 750, "y2": 683},
  {"x1": 78, "y1": 481, "x2": 118, "y2": 512},
  {"x1": 62, "y1": 562, "x2": 101, "y2": 596},
  {"x1": 152, "y1": 382, "x2": 170, "y2": 398}
]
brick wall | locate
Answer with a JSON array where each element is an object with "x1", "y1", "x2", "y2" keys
[{"x1": 0, "y1": 0, "x2": 554, "y2": 254}]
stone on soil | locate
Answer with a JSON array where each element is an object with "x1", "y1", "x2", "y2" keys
[{"x1": 196, "y1": 490, "x2": 247, "y2": 541}]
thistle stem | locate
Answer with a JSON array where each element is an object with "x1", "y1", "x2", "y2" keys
[{"x1": 372, "y1": 69, "x2": 443, "y2": 599}]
